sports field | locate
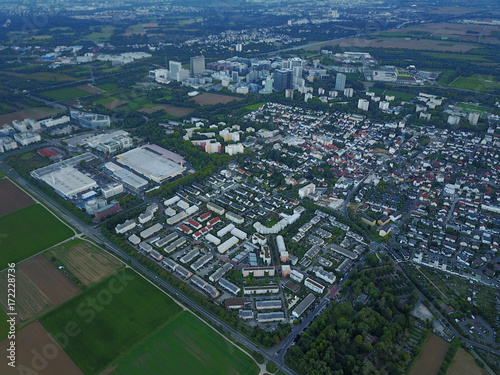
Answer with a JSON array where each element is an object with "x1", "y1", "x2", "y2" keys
[
  {"x1": 46, "y1": 240, "x2": 123, "y2": 286},
  {"x1": 41, "y1": 269, "x2": 183, "y2": 375},
  {"x1": 0, "y1": 204, "x2": 74, "y2": 265},
  {"x1": 112, "y1": 311, "x2": 259, "y2": 375}
]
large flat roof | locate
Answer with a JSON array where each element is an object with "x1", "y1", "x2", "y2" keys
[
  {"x1": 40, "y1": 166, "x2": 97, "y2": 198},
  {"x1": 116, "y1": 146, "x2": 186, "y2": 183}
]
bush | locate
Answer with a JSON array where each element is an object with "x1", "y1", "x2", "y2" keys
[{"x1": 266, "y1": 360, "x2": 277, "y2": 373}]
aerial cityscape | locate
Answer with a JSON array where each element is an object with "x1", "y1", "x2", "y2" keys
[{"x1": 0, "y1": 0, "x2": 498, "y2": 374}]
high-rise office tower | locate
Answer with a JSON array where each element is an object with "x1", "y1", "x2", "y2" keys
[
  {"x1": 190, "y1": 56, "x2": 205, "y2": 77},
  {"x1": 335, "y1": 73, "x2": 346, "y2": 91},
  {"x1": 273, "y1": 69, "x2": 292, "y2": 92},
  {"x1": 169, "y1": 61, "x2": 182, "y2": 80}
]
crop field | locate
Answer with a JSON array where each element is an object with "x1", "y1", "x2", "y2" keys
[
  {"x1": 138, "y1": 104, "x2": 195, "y2": 117},
  {"x1": 112, "y1": 311, "x2": 259, "y2": 375},
  {"x1": 105, "y1": 100, "x2": 128, "y2": 109},
  {"x1": 41, "y1": 269, "x2": 183, "y2": 375},
  {"x1": 96, "y1": 83, "x2": 119, "y2": 92},
  {"x1": 313, "y1": 37, "x2": 476, "y2": 52},
  {"x1": 0, "y1": 266, "x2": 51, "y2": 322},
  {"x1": 40, "y1": 87, "x2": 93, "y2": 101},
  {"x1": 0, "y1": 321, "x2": 84, "y2": 375},
  {"x1": 0, "y1": 254, "x2": 80, "y2": 323},
  {"x1": 85, "y1": 25, "x2": 116, "y2": 42},
  {"x1": 378, "y1": 23, "x2": 500, "y2": 46},
  {"x1": 0, "y1": 178, "x2": 35, "y2": 217},
  {"x1": 0, "y1": 204, "x2": 74, "y2": 265},
  {"x1": 46, "y1": 240, "x2": 123, "y2": 286},
  {"x1": 0, "y1": 309, "x2": 8, "y2": 339},
  {"x1": 22, "y1": 72, "x2": 77, "y2": 82},
  {"x1": 450, "y1": 74, "x2": 500, "y2": 91},
  {"x1": 77, "y1": 84, "x2": 105, "y2": 94},
  {"x1": 190, "y1": 93, "x2": 243, "y2": 105},
  {"x1": 0, "y1": 106, "x2": 61, "y2": 124},
  {"x1": 446, "y1": 348, "x2": 488, "y2": 375},
  {"x1": 409, "y1": 334, "x2": 449, "y2": 375}
]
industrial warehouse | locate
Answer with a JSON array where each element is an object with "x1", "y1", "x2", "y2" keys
[{"x1": 116, "y1": 144, "x2": 186, "y2": 183}]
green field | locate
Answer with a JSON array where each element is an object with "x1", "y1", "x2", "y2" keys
[
  {"x1": 0, "y1": 308, "x2": 9, "y2": 339},
  {"x1": 112, "y1": 311, "x2": 259, "y2": 375},
  {"x1": 370, "y1": 87, "x2": 415, "y2": 101},
  {"x1": 86, "y1": 26, "x2": 116, "y2": 42},
  {"x1": 24, "y1": 72, "x2": 76, "y2": 82},
  {"x1": 450, "y1": 74, "x2": 500, "y2": 91},
  {"x1": 0, "y1": 204, "x2": 74, "y2": 265},
  {"x1": 96, "y1": 83, "x2": 119, "y2": 92},
  {"x1": 41, "y1": 269, "x2": 183, "y2": 375},
  {"x1": 422, "y1": 52, "x2": 489, "y2": 62},
  {"x1": 40, "y1": 87, "x2": 92, "y2": 101},
  {"x1": 244, "y1": 102, "x2": 266, "y2": 111}
]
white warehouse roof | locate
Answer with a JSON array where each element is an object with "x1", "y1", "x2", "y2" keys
[{"x1": 40, "y1": 166, "x2": 97, "y2": 198}]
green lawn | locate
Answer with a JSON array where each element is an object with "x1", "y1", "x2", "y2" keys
[
  {"x1": 112, "y1": 311, "x2": 259, "y2": 375},
  {"x1": 0, "y1": 204, "x2": 74, "y2": 265},
  {"x1": 370, "y1": 87, "x2": 415, "y2": 101},
  {"x1": 41, "y1": 269, "x2": 183, "y2": 375},
  {"x1": 244, "y1": 102, "x2": 266, "y2": 111},
  {"x1": 40, "y1": 87, "x2": 92, "y2": 101},
  {"x1": 450, "y1": 74, "x2": 500, "y2": 91}
]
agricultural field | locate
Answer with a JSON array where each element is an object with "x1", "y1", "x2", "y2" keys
[
  {"x1": 112, "y1": 311, "x2": 259, "y2": 375},
  {"x1": 46, "y1": 240, "x2": 123, "y2": 286},
  {"x1": 449, "y1": 74, "x2": 500, "y2": 92},
  {"x1": 0, "y1": 204, "x2": 74, "y2": 264},
  {"x1": 138, "y1": 104, "x2": 195, "y2": 117},
  {"x1": 409, "y1": 334, "x2": 449, "y2": 375},
  {"x1": 40, "y1": 86, "x2": 93, "y2": 101},
  {"x1": 0, "y1": 106, "x2": 61, "y2": 124},
  {"x1": 77, "y1": 84, "x2": 105, "y2": 94},
  {"x1": 85, "y1": 25, "x2": 116, "y2": 42},
  {"x1": 377, "y1": 23, "x2": 500, "y2": 46},
  {"x1": 21, "y1": 72, "x2": 77, "y2": 82},
  {"x1": 96, "y1": 83, "x2": 119, "y2": 92},
  {"x1": 446, "y1": 348, "x2": 489, "y2": 375},
  {"x1": 0, "y1": 178, "x2": 35, "y2": 217},
  {"x1": 41, "y1": 268, "x2": 183, "y2": 375},
  {"x1": 0, "y1": 254, "x2": 80, "y2": 324},
  {"x1": 313, "y1": 37, "x2": 477, "y2": 53},
  {"x1": 0, "y1": 309, "x2": 8, "y2": 340},
  {"x1": 190, "y1": 93, "x2": 243, "y2": 105},
  {"x1": 0, "y1": 322, "x2": 84, "y2": 375}
]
